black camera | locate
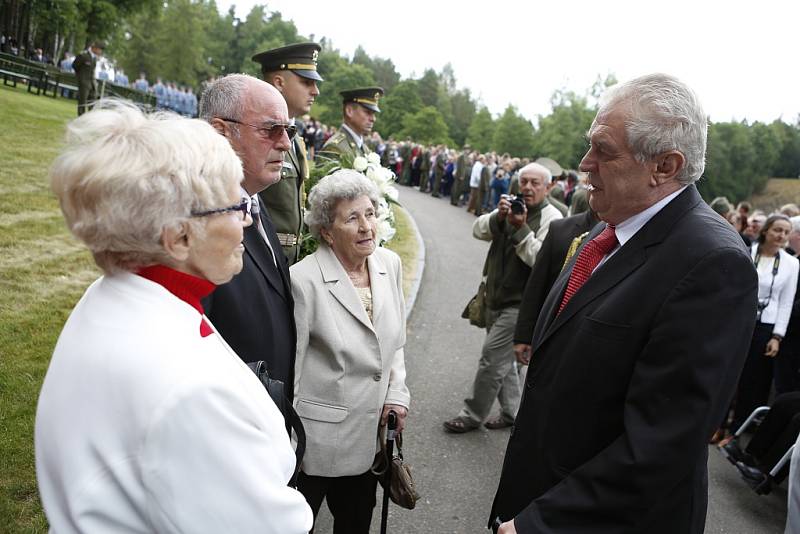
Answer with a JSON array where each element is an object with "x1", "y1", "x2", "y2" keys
[{"x1": 509, "y1": 195, "x2": 526, "y2": 215}]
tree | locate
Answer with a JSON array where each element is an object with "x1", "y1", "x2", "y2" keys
[
  {"x1": 311, "y1": 61, "x2": 375, "y2": 126},
  {"x1": 466, "y1": 106, "x2": 495, "y2": 153},
  {"x1": 493, "y1": 105, "x2": 536, "y2": 157},
  {"x1": 153, "y1": 0, "x2": 208, "y2": 85},
  {"x1": 416, "y1": 68, "x2": 439, "y2": 107},
  {"x1": 447, "y1": 88, "x2": 477, "y2": 148},
  {"x1": 531, "y1": 89, "x2": 596, "y2": 169},
  {"x1": 352, "y1": 45, "x2": 400, "y2": 92},
  {"x1": 700, "y1": 121, "x2": 762, "y2": 201},
  {"x1": 400, "y1": 106, "x2": 454, "y2": 146},
  {"x1": 771, "y1": 120, "x2": 800, "y2": 178},
  {"x1": 375, "y1": 79, "x2": 423, "y2": 139}
]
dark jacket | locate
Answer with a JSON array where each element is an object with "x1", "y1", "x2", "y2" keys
[
  {"x1": 203, "y1": 209, "x2": 296, "y2": 400},
  {"x1": 490, "y1": 185, "x2": 758, "y2": 533},
  {"x1": 513, "y1": 210, "x2": 599, "y2": 345}
]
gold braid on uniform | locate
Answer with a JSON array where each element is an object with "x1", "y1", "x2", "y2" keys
[{"x1": 561, "y1": 232, "x2": 590, "y2": 272}]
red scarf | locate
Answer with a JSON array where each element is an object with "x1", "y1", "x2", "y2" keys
[{"x1": 137, "y1": 265, "x2": 216, "y2": 337}]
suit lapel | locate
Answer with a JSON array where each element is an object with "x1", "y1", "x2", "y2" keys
[
  {"x1": 535, "y1": 186, "x2": 702, "y2": 350},
  {"x1": 243, "y1": 212, "x2": 286, "y2": 300},
  {"x1": 261, "y1": 211, "x2": 292, "y2": 298},
  {"x1": 367, "y1": 251, "x2": 389, "y2": 326},
  {"x1": 315, "y1": 246, "x2": 374, "y2": 331}
]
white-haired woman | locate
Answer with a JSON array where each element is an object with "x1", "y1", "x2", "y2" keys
[
  {"x1": 291, "y1": 169, "x2": 410, "y2": 532},
  {"x1": 35, "y1": 102, "x2": 312, "y2": 534}
]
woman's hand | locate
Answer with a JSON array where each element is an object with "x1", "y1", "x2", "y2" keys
[
  {"x1": 381, "y1": 404, "x2": 408, "y2": 433},
  {"x1": 765, "y1": 338, "x2": 781, "y2": 357},
  {"x1": 498, "y1": 520, "x2": 517, "y2": 534}
]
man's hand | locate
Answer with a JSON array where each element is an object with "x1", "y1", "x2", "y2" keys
[
  {"x1": 497, "y1": 195, "x2": 512, "y2": 222},
  {"x1": 514, "y1": 343, "x2": 532, "y2": 365},
  {"x1": 498, "y1": 520, "x2": 517, "y2": 534},
  {"x1": 507, "y1": 202, "x2": 528, "y2": 229},
  {"x1": 765, "y1": 338, "x2": 780, "y2": 357},
  {"x1": 381, "y1": 404, "x2": 408, "y2": 433}
]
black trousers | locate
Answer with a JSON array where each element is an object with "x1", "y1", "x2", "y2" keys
[
  {"x1": 775, "y1": 336, "x2": 800, "y2": 394},
  {"x1": 732, "y1": 322, "x2": 775, "y2": 430},
  {"x1": 745, "y1": 392, "x2": 800, "y2": 483},
  {"x1": 298, "y1": 470, "x2": 378, "y2": 534}
]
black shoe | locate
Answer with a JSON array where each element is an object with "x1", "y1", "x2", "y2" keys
[
  {"x1": 720, "y1": 440, "x2": 756, "y2": 466},
  {"x1": 736, "y1": 461, "x2": 767, "y2": 485}
]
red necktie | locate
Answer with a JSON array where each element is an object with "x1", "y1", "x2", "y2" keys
[{"x1": 558, "y1": 225, "x2": 618, "y2": 314}]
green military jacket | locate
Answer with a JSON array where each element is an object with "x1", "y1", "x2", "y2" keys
[
  {"x1": 318, "y1": 125, "x2": 370, "y2": 162},
  {"x1": 259, "y1": 137, "x2": 308, "y2": 265}
]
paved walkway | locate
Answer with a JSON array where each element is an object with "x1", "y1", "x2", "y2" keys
[{"x1": 319, "y1": 185, "x2": 789, "y2": 533}]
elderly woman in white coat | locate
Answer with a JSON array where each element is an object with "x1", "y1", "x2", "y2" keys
[
  {"x1": 35, "y1": 102, "x2": 312, "y2": 534},
  {"x1": 291, "y1": 169, "x2": 411, "y2": 533}
]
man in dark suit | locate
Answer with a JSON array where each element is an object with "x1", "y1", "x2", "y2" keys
[
  {"x1": 200, "y1": 74, "x2": 297, "y2": 399},
  {"x1": 512, "y1": 206, "x2": 599, "y2": 366},
  {"x1": 490, "y1": 73, "x2": 759, "y2": 534},
  {"x1": 72, "y1": 40, "x2": 104, "y2": 115}
]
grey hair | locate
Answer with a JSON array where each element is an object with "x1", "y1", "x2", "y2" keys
[
  {"x1": 305, "y1": 169, "x2": 380, "y2": 240},
  {"x1": 518, "y1": 162, "x2": 552, "y2": 184},
  {"x1": 600, "y1": 73, "x2": 707, "y2": 185},
  {"x1": 790, "y1": 215, "x2": 800, "y2": 234},
  {"x1": 199, "y1": 73, "x2": 258, "y2": 127},
  {"x1": 50, "y1": 100, "x2": 243, "y2": 274}
]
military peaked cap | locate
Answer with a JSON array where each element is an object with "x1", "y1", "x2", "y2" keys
[
  {"x1": 252, "y1": 42, "x2": 323, "y2": 82},
  {"x1": 340, "y1": 86, "x2": 384, "y2": 112}
]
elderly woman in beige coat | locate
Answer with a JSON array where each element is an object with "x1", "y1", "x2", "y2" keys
[{"x1": 291, "y1": 169, "x2": 410, "y2": 533}]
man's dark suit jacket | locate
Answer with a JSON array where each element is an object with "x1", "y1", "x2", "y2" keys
[
  {"x1": 71, "y1": 50, "x2": 96, "y2": 115},
  {"x1": 203, "y1": 208, "x2": 296, "y2": 400},
  {"x1": 490, "y1": 185, "x2": 758, "y2": 533},
  {"x1": 514, "y1": 210, "x2": 599, "y2": 345}
]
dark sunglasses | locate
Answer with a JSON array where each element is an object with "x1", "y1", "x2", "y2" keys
[
  {"x1": 219, "y1": 117, "x2": 297, "y2": 140},
  {"x1": 191, "y1": 196, "x2": 252, "y2": 220}
]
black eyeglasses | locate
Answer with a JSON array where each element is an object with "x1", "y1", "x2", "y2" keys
[
  {"x1": 219, "y1": 117, "x2": 297, "y2": 140},
  {"x1": 191, "y1": 197, "x2": 252, "y2": 220}
]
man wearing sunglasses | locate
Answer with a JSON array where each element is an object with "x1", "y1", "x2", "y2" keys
[
  {"x1": 319, "y1": 86, "x2": 384, "y2": 163},
  {"x1": 253, "y1": 42, "x2": 323, "y2": 265},
  {"x1": 199, "y1": 74, "x2": 299, "y2": 408}
]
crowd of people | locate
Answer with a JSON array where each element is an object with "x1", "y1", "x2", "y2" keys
[{"x1": 30, "y1": 37, "x2": 800, "y2": 534}]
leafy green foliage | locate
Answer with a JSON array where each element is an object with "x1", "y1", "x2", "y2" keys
[
  {"x1": 400, "y1": 106, "x2": 454, "y2": 146},
  {"x1": 531, "y1": 89, "x2": 595, "y2": 169},
  {"x1": 376, "y1": 80, "x2": 423, "y2": 140},
  {"x1": 466, "y1": 107, "x2": 495, "y2": 153},
  {"x1": 493, "y1": 105, "x2": 536, "y2": 157}
]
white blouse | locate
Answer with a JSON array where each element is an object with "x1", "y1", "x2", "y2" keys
[{"x1": 752, "y1": 246, "x2": 799, "y2": 336}]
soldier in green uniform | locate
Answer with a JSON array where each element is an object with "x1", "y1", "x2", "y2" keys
[
  {"x1": 418, "y1": 146, "x2": 431, "y2": 192},
  {"x1": 431, "y1": 145, "x2": 446, "y2": 198},
  {"x1": 451, "y1": 146, "x2": 470, "y2": 206},
  {"x1": 252, "y1": 42, "x2": 323, "y2": 265},
  {"x1": 318, "y1": 86, "x2": 384, "y2": 162}
]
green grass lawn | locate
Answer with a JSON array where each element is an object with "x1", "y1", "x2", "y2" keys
[
  {"x1": 0, "y1": 84, "x2": 96, "y2": 533},
  {"x1": 0, "y1": 84, "x2": 420, "y2": 531}
]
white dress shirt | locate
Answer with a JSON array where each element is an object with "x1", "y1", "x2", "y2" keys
[{"x1": 596, "y1": 186, "x2": 687, "y2": 271}]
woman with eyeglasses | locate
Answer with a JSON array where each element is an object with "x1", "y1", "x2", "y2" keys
[
  {"x1": 35, "y1": 102, "x2": 312, "y2": 533},
  {"x1": 729, "y1": 214, "x2": 799, "y2": 432}
]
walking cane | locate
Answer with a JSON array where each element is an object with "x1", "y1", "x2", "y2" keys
[{"x1": 380, "y1": 410, "x2": 398, "y2": 534}]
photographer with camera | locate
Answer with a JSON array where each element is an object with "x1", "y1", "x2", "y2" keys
[{"x1": 444, "y1": 163, "x2": 562, "y2": 433}]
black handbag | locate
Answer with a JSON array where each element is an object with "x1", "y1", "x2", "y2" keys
[{"x1": 246, "y1": 361, "x2": 305, "y2": 486}]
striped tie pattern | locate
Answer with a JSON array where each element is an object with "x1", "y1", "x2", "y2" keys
[{"x1": 558, "y1": 224, "x2": 618, "y2": 314}]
